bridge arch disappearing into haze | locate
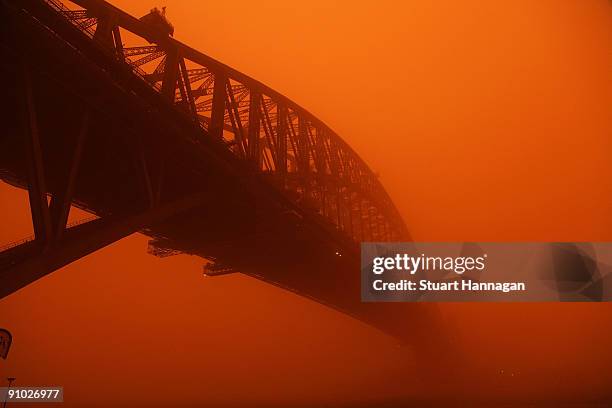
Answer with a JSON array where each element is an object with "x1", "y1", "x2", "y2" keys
[{"x1": 0, "y1": 0, "x2": 448, "y2": 352}]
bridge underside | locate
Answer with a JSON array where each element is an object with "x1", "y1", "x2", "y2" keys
[{"x1": 0, "y1": 0, "x2": 451, "y2": 357}]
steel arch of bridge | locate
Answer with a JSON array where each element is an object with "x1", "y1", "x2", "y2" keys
[
  {"x1": 51, "y1": 0, "x2": 408, "y2": 243},
  {"x1": 0, "y1": 0, "x2": 459, "y2": 359}
]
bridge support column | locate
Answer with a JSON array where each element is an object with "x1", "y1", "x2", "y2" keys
[
  {"x1": 161, "y1": 47, "x2": 180, "y2": 101},
  {"x1": 225, "y1": 81, "x2": 246, "y2": 156},
  {"x1": 93, "y1": 14, "x2": 114, "y2": 48},
  {"x1": 297, "y1": 116, "x2": 310, "y2": 201},
  {"x1": 209, "y1": 70, "x2": 227, "y2": 140},
  {"x1": 49, "y1": 112, "x2": 90, "y2": 242},
  {"x1": 112, "y1": 26, "x2": 124, "y2": 59},
  {"x1": 21, "y1": 66, "x2": 52, "y2": 246},
  {"x1": 248, "y1": 90, "x2": 261, "y2": 167},
  {"x1": 178, "y1": 57, "x2": 197, "y2": 119},
  {"x1": 277, "y1": 106, "x2": 288, "y2": 185}
]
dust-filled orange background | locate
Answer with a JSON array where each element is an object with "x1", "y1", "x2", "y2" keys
[{"x1": 1, "y1": 0, "x2": 611, "y2": 406}]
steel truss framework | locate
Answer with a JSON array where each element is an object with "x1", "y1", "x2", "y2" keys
[
  {"x1": 0, "y1": 0, "x2": 462, "y2": 359},
  {"x1": 54, "y1": 0, "x2": 408, "y2": 243},
  {"x1": 0, "y1": 0, "x2": 411, "y2": 300}
]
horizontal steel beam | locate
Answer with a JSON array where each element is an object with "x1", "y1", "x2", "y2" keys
[{"x1": 0, "y1": 193, "x2": 208, "y2": 299}]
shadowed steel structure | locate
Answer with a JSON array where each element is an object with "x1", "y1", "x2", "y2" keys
[{"x1": 0, "y1": 0, "x2": 451, "y2": 355}]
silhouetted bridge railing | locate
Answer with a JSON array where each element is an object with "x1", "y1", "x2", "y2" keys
[
  {"x1": 0, "y1": 215, "x2": 98, "y2": 253},
  {"x1": 0, "y1": 0, "x2": 451, "y2": 354}
]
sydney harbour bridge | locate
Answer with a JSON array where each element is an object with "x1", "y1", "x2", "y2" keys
[{"x1": 0, "y1": 0, "x2": 448, "y2": 353}]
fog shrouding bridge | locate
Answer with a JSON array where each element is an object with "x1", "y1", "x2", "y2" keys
[{"x1": 0, "y1": 0, "x2": 448, "y2": 352}]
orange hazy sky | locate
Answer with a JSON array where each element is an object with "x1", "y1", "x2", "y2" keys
[{"x1": 1, "y1": 0, "x2": 611, "y2": 406}]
